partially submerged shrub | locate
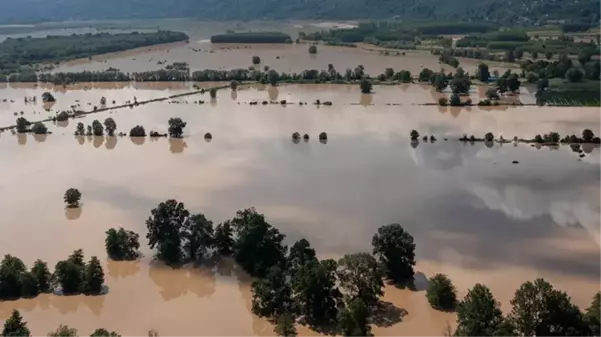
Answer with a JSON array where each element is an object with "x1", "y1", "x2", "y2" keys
[{"x1": 129, "y1": 125, "x2": 146, "y2": 137}]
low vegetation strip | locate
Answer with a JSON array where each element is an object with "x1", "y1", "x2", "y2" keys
[
  {"x1": 0, "y1": 84, "x2": 231, "y2": 132},
  {"x1": 0, "y1": 30, "x2": 190, "y2": 75},
  {"x1": 210, "y1": 32, "x2": 292, "y2": 44}
]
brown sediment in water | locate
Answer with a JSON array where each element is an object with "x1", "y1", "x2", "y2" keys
[{"x1": 0, "y1": 84, "x2": 598, "y2": 335}]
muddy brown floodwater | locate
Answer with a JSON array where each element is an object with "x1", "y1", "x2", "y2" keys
[{"x1": 0, "y1": 84, "x2": 599, "y2": 335}]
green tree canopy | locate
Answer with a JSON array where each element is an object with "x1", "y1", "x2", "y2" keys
[
  {"x1": 2, "y1": 310, "x2": 30, "y2": 337},
  {"x1": 146, "y1": 200, "x2": 190, "y2": 265},
  {"x1": 105, "y1": 228, "x2": 140, "y2": 261},
  {"x1": 31, "y1": 259, "x2": 52, "y2": 293},
  {"x1": 274, "y1": 312, "x2": 297, "y2": 337},
  {"x1": 455, "y1": 283, "x2": 504, "y2": 336},
  {"x1": 509, "y1": 278, "x2": 589, "y2": 336},
  {"x1": 360, "y1": 78, "x2": 372, "y2": 94},
  {"x1": 48, "y1": 325, "x2": 78, "y2": 337},
  {"x1": 231, "y1": 208, "x2": 287, "y2": 277},
  {"x1": 426, "y1": 273, "x2": 457, "y2": 311},
  {"x1": 64, "y1": 188, "x2": 82, "y2": 208},
  {"x1": 90, "y1": 328, "x2": 120, "y2": 337},
  {"x1": 292, "y1": 259, "x2": 342, "y2": 326},
  {"x1": 371, "y1": 223, "x2": 416, "y2": 283},
  {"x1": 182, "y1": 213, "x2": 214, "y2": 261},
  {"x1": 213, "y1": 221, "x2": 235, "y2": 256},
  {"x1": 103, "y1": 118, "x2": 117, "y2": 136},
  {"x1": 337, "y1": 298, "x2": 372, "y2": 336},
  {"x1": 585, "y1": 292, "x2": 600, "y2": 336},
  {"x1": 251, "y1": 266, "x2": 293, "y2": 318},
  {"x1": 336, "y1": 253, "x2": 384, "y2": 306},
  {"x1": 287, "y1": 239, "x2": 317, "y2": 275},
  {"x1": 167, "y1": 118, "x2": 187, "y2": 138}
]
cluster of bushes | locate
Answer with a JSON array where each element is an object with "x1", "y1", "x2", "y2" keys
[
  {"x1": 15, "y1": 117, "x2": 48, "y2": 134},
  {"x1": 533, "y1": 129, "x2": 601, "y2": 144},
  {"x1": 0, "y1": 31, "x2": 189, "y2": 75},
  {"x1": 521, "y1": 54, "x2": 600, "y2": 81},
  {"x1": 418, "y1": 67, "x2": 471, "y2": 94},
  {"x1": 73, "y1": 118, "x2": 117, "y2": 137},
  {"x1": 438, "y1": 50, "x2": 460, "y2": 68},
  {"x1": 0, "y1": 249, "x2": 104, "y2": 300}
]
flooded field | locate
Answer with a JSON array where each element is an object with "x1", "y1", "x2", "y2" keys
[
  {"x1": 0, "y1": 19, "x2": 516, "y2": 76},
  {"x1": 0, "y1": 84, "x2": 599, "y2": 335},
  {"x1": 52, "y1": 42, "x2": 516, "y2": 77}
]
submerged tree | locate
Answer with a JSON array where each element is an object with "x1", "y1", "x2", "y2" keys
[
  {"x1": 90, "y1": 328, "x2": 121, "y2": 337},
  {"x1": 105, "y1": 228, "x2": 140, "y2": 261},
  {"x1": 63, "y1": 188, "x2": 82, "y2": 208},
  {"x1": 103, "y1": 118, "x2": 117, "y2": 136},
  {"x1": 372, "y1": 223, "x2": 416, "y2": 284},
  {"x1": 231, "y1": 208, "x2": 287, "y2": 277},
  {"x1": 230, "y1": 80, "x2": 239, "y2": 91},
  {"x1": 274, "y1": 312, "x2": 297, "y2": 337},
  {"x1": 31, "y1": 259, "x2": 52, "y2": 293},
  {"x1": 129, "y1": 125, "x2": 146, "y2": 137},
  {"x1": 2, "y1": 310, "x2": 30, "y2": 337},
  {"x1": 42, "y1": 92, "x2": 56, "y2": 103},
  {"x1": 287, "y1": 239, "x2": 317, "y2": 275},
  {"x1": 426, "y1": 274, "x2": 457, "y2": 311},
  {"x1": 54, "y1": 250, "x2": 86, "y2": 294},
  {"x1": 252, "y1": 56, "x2": 261, "y2": 65},
  {"x1": 455, "y1": 284, "x2": 504, "y2": 336},
  {"x1": 308, "y1": 45, "x2": 318, "y2": 54},
  {"x1": 15, "y1": 117, "x2": 30, "y2": 133},
  {"x1": 48, "y1": 325, "x2": 78, "y2": 337},
  {"x1": 360, "y1": 78, "x2": 372, "y2": 94},
  {"x1": 213, "y1": 221, "x2": 235, "y2": 256},
  {"x1": 292, "y1": 259, "x2": 342, "y2": 326},
  {"x1": 0, "y1": 255, "x2": 27, "y2": 299},
  {"x1": 146, "y1": 199, "x2": 190, "y2": 265},
  {"x1": 182, "y1": 213, "x2": 214, "y2": 261},
  {"x1": 31, "y1": 122, "x2": 48, "y2": 134},
  {"x1": 410, "y1": 130, "x2": 419, "y2": 141},
  {"x1": 338, "y1": 298, "x2": 372, "y2": 336},
  {"x1": 509, "y1": 278, "x2": 589, "y2": 336},
  {"x1": 167, "y1": 118, "x2": 187, "y2": 138},
  {"x1": 210, "y1": 88, "x2": 217, "y2": 99},
  {"x1": 268, "y1": 70, "x2": 280, "y2": 86},
  {"x1": 336, "y1": 253, "x2": 384, "y2": 306},
  {"x1": 83, "y1": 256, "x2": 105, "y2": 295},
  {"x1": 91, "y1": 119, "x2": 104, "y2": 136},
  {"x1": 586, "y1": 292, "x2": 600, "y2": 336},
  {"x1": 75, "y1": 122, "x2": 86, "y2": 136},
  {"x1": 251, "y1": 265, "x2": 293, "y2": 318}
]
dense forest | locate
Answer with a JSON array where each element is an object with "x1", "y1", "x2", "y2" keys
[
  {"x1": 0, "y1": 31, "x2": 189, "y2": 75},
  {"x1": 1, "y1": 0, "x2": 599, "y2": 26}
]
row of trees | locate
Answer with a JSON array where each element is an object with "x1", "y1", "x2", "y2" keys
[
  {"x1": 0, "y1": 250, "x2": 104, "y2": 300},
  {"x1": 3, "y1": 310, "x2": 120, "y2": 336},
  {"x1": 426, "y1": 275, "x2": 601, "y2": 337},
  {"x1": 73, "y1": 119, "x2": 117, "y2": 137},
  {"x1": 520, "y1": 56, "x2": 600, "y2": 82}
]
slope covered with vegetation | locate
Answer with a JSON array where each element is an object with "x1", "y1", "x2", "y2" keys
[{"x1": 1, "y1": 0, "x2": 599, "y2": 26}]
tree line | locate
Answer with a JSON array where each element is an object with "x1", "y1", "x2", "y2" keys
[
  {"x1": 2, "y1": 310, "x2": 121, "y2": 336},
  {"x1": 0, "y1": 31, "x2": 189, "y2": 76},
  {"x1": 0, "y1": 249, "x2": 104, "y2": 301}
]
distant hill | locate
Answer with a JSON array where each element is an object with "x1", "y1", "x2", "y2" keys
[{"x1": 1, "y1": 0, "x2": 599, "y2": 25}]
